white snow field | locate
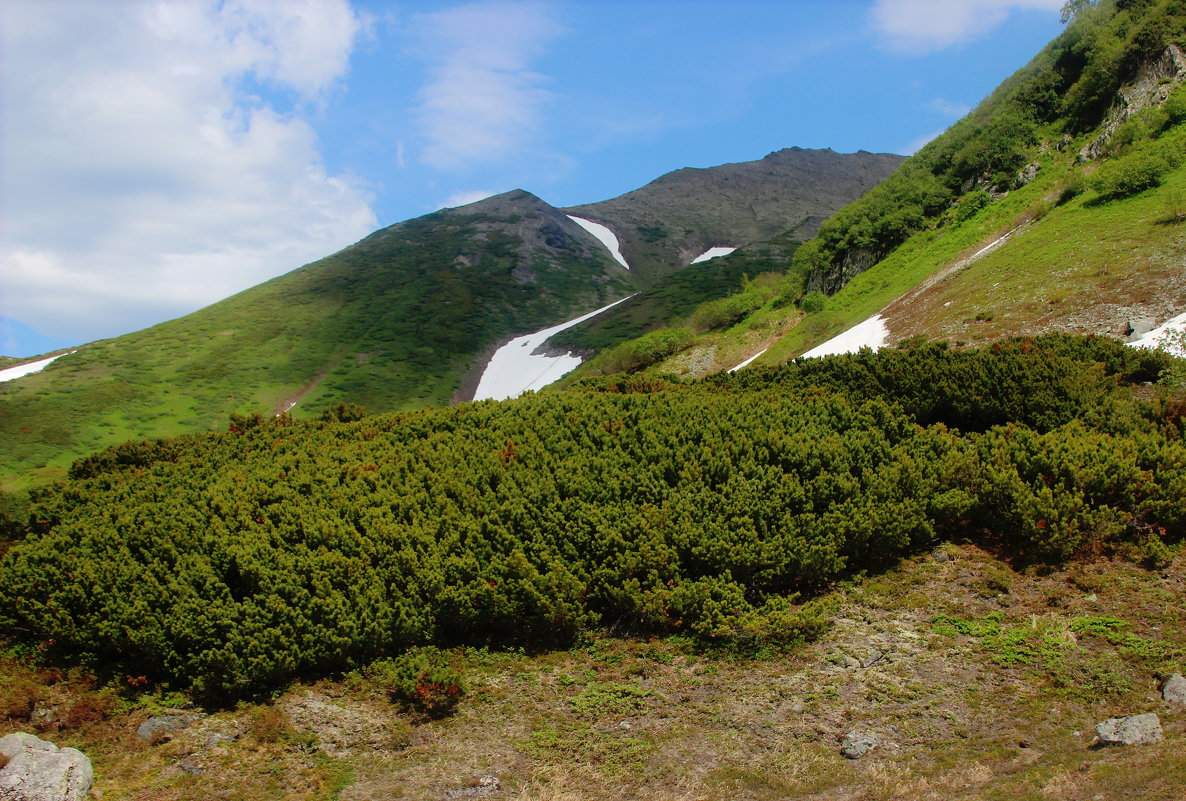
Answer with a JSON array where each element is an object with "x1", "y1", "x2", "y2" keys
[
  {"x1": 799, "y1": 314, "x2": 889, "y2": 359},
  {"x1": 691, "y1": 246, "x2": 737, "y2": 264},
  {"x1": 0, "y1": 352, "x2": 73, "y2": 383},
  {"x1": 1127, "y1": 311, "x2": 1186, "y2": 356},
  {"x1": 566, "y1": 216, "x2": 630, "y2": 270},
  {"x1": 473, "y1": 296, "x2": 635, "y2": 401},
  {"x1": 729, "y1": 347, "x2": 769, "y2": 372}
]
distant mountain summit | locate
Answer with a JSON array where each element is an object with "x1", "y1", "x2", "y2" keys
[{"x1": 566, "y1": 147, "x2": 905, "y2": 280}]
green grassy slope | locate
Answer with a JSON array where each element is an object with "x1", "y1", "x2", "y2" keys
[
  {"x1": 0, "y1": 191, "x2": 633, "y2": 487},
  {"x1": 0, "y1": 150, "x2": 907, "y2": 489}
]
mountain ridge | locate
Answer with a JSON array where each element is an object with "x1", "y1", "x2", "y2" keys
[{"x1": 0, "y1": 148, "x2": 900, "y2": 486}]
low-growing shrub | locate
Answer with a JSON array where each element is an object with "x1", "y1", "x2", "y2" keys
[
  {"x1": 1090, "y1": 147, "x2": 1178, "y2": 199},
  {"x1": 367, "y1": 647, "x2": 466, "y2": 716},
  {"x1": 799, "y1": 291, "x2": 827, "y2": 313}
]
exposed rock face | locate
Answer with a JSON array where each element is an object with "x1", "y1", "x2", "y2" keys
[
  {"x1": 0, "y1": 732, "x2": 93, "y2": 801},
  {"x1": 1162, "y1": 673, "x2": 1186, "y2": 705},
  {"x1": 1094, "y1": 713, "x2": 1163, "y2": 746},
  {"x1": 1080, "y1": 44, "x2": 1186, "y2": 161}
]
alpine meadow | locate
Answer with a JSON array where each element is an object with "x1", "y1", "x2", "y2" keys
[{"x1": 3, "y1": 2, "x2": 1186, "y2": 800}]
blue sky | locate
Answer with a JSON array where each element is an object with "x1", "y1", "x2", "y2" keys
[{"x1": 1, "y1": 0, "x2": 1065, "y2": 358}]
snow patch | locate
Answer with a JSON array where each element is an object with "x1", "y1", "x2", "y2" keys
[
  {"x1": 800, "y1": 315, "x2": 889, "y2": 359},
  {"x1": 0, "y1": 351, "x2": 74, "y2": 383},
  {"x1": 729, "y1": 347, "x2": 769, "y2": 372},
  {"x1": 691, "y1": 247, "x2": 737, "y2": 264},
  {"x1": 474, "y1": 296, "x2": 635, "y2": 401},
  {"x1": 566, "y1": 216, "x2": 630, "y2": 270},
  {"x1": 1127, "y1": 311, "x2": 1186, "y2": 356}
]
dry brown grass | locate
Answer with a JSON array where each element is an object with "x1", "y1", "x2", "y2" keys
[{"x1": 1, "y1": 544, "x2": 1183, "y2": 800}]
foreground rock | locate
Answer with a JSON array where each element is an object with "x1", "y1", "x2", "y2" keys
[
  {"x1": 0, "y1": 732, "x2": 93, "y2": 801},
  {"x1": 1094, "y1": 713, "x2": 1163, "y2": 747},
  {"x1": 1161, "y1": 674, "x2": 1186, "y2": 705}
]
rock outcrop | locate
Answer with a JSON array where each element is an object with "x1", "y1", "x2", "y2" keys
[
  {"x1": 1094, "y1": 713, "x2": 1163, "y2": 747},
  {"x1": 1162, "y1": 673, "x2": 1186, "y2": 705},
  {"x1": 0, "y1": 732, "x2": 93, "y2": 801}
]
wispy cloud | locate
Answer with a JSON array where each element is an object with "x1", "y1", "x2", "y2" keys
[
  {"x1": 439, "y1": 189, "x2": 501, "y2": 209},
  {"x1": 870, "y1": 0, "x2": 1063, "y2": 54},
  {"x1": 411, "y1": 2, "x2": 564, "y2": 170},
  {"x1": 1, "y1": 0, "x2": 376, "y2": 350},
  {"x1": 902, "y1": 128, "x2": 947, "y2": 155},
  {"x1": 928, "y1": 98, "x2": 973, "y2": 118}
]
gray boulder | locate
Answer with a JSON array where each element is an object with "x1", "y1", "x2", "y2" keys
[
  {"x1": 1094, "y1": 713, "x2": 1163, "y2": 746},
  {"x1": 1162, "y1": 674, "x2": 1186, "y2": 705},
  {"x1": 840, "y1": 732, "x2": 881, "y2": 759},
  {"x1": 1126, "y1": 317, "x2": 1157, "y2": 341},
  {"x1": 0, "y1": 732, "x2": 93, "y2": 801},
  {"x1": 137, "y1": 712, "x2": 204, "y2": 744}
]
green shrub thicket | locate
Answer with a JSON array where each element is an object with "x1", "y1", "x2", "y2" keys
[{"x1": 0, "y1": 336, "x2": 1183, "y2": 699}]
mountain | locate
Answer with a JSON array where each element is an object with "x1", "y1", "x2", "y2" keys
[
  {"x1": 0, "y1": 151, "x2": 901, "y2": 487},
  {"x1": 572, "y1": 0, "x2": 1186, "y2": 380},
  {"x1": 566, "y1": 147, "x2": 905, "y2": 281},
  {"x1": 3, "y1": 5, "x2": 1186, "y2": 799}
]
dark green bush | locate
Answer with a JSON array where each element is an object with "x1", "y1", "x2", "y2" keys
[
  {"x1": 689, "y1": 291, "x2": 764, "y2": 333},
  {"x1": 589, "y1": 327, "x2": 695, "y2": 374}
]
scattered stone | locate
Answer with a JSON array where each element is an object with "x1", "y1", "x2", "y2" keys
[
  {"x1": 280, "y1": 692, "x2": 390, "y2": 758},
  {"x1": 0, "y1": 732, "x2": 93, "y2": 801},
  {"x1": 932, "y1": 550, "x2": 952, "y2": 563},
  {"x1": 840, "y1": 732, "x2": 881, "y2": 759},
  {"x1": 615, "y1": 720, "x2": 633, "y2": 730},
  {"x1": 137, "y1": 712, "x2": 205, "y2": 744},
  {"x1": 174, "y1": 756, "x2": 204, "y2": 776},
  {"x1": 444, "y1": 775, "x2": 500, "y2": 799},
  {"x1": 860, "y1": 649, "x2": 884, "y2": 669},
  {"x1": 1094, "y1": 713, "x2": 1163, "y2": 747},
  {"x1": 1161, "y1": 674, "x2": 1186, "y2": 705},
  {"x1": 203, "y1": 732, "x2": 237, "y2": 750},
  {"x1": 30, "y1": 708, "x2": 56, "y2": 729}
]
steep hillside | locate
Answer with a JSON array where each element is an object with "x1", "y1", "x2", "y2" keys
[
  {"x1": 566, "y1": 147, "x2": 904, "y2": 281},
  {"x1": 0, "y1": 190, "x2": 633, "y2": 487},
  {"x1": 582, "y1": 0, "x2": 1186, "y2": 380}
]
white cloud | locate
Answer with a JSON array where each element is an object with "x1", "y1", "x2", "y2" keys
[
  {"x1": 870, "y1": 0, "x2": 1064, "y2": 53},
  {"x1": 440, "y1": 189, "x2": 501, "y2": 209},
  {"x1": 928, "y1": 98, "x2": 973, "y2": 118},
  {"x1": 902, "y1": 128, "x2": 947, "y2": 155},
  {"x1": 0, "y1": 0, "x2": 377, "y2": 347},
  {"x1": 411, "y1": 2, "x2": 563, "y2": 170}
]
